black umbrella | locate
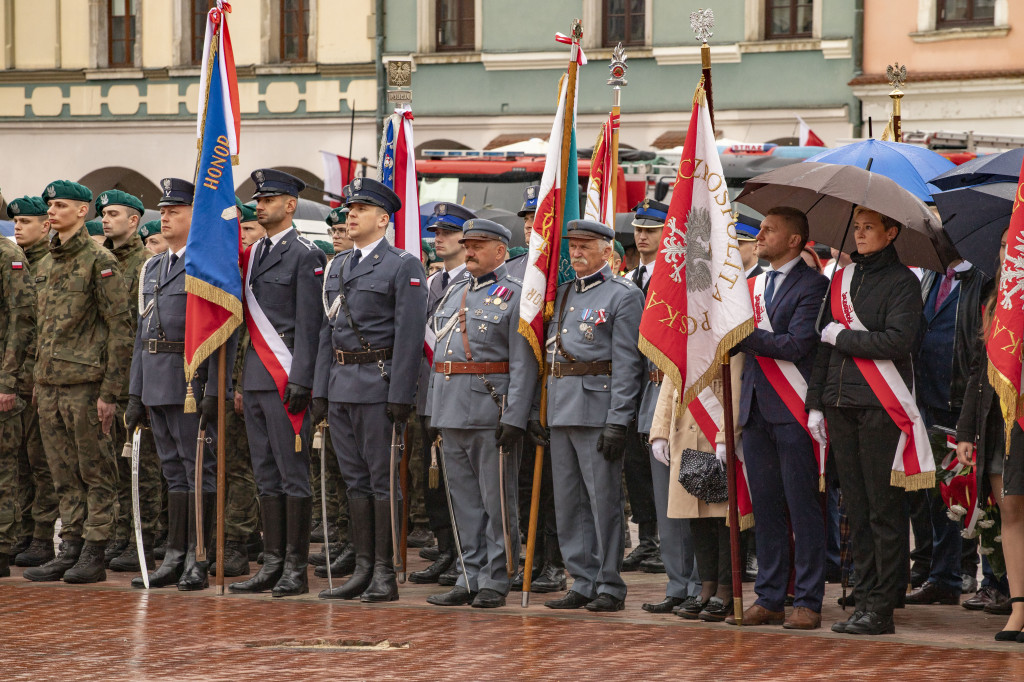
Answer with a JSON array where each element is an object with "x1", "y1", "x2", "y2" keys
[
  {"x1": 472, "y1": 207, "x2": 525, "y2": 248},
  {"x1": 932, "y1": 182, "x2": 1015, "y2": 278},
  {"x1": 929, "y1": 148, "x2": 1024, "y2": 192},
  {"x1": 735, "y1": 162, "x2": 958, "y2": 272}
]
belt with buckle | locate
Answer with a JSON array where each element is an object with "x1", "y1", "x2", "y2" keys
[
  {"x1": 434, "y1": 361, "x2": 510, "y2": 375},
  {"x1": 334, "y1": 348, "x2": 393, "y2": 365},
  {"x1": 649, "y1": 370, "x2": 665, "y2": 384},
  {"x1": 147, "y1": 339, "x2": 185, "y2": 354},
  {"x1": 549, "y1": 361, "x2": 612, "y2": 378}
]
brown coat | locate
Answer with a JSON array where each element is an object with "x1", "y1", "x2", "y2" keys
[{"x1": 649, "y1": 353, "x2": 744, "y2": 520}]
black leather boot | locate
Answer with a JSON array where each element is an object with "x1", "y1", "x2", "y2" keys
[
  {"x1": 272, "y1": 496, "x2": 312, "y2": 597},
  {"x1": 179, "y1": 493, "x2": 216, "y2": 591},
  {"x1": 314, "y1": 542, "x2": 355, "y2": 578},
  {"x1": 133, "y1": 492, "x2": 189, "y2": 588},
  {"x1": 320, "y1": 497, "x2": 373, "y2": 599},
  {"x1": 230, "y1": 495, "x2": 285, "y2": 593},
  {"x1": 409, "y1": 528, "x2": 454, "y2": 584},
  {"x1": 360, "y1": 498, "x2": 398, "y2": 603},
  {"x1": 110, "y1": 534, "x2": 155, "y2": 572},
  {"x1": 104, "y1": 538, "x2": 129, "y2": 567},
  {"x1": 24, "y1": 537, "x2": 83, "y2": 582},
  {"x1": 15, "y1": 537, "x2": 56, "y2": 567},
  {"x1": 63, "y1": 541, "x2": 107, "y2": 584}
]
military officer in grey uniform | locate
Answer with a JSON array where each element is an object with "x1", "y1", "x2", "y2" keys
[
  {"x1": 410, "y1": 202, "x2": 474, "y2": 585},
  {"x1": 425, "y1": 219, "x2": 538, "y2": 608},
  {"x1": 127, "y1": 178, "x2": 230, "y2": 591},
  {"x1": 505, "y1": 185, "x2": 538, "y2": 280},
  {"x1": 228, "y1": 170, "x2": 326, "y2": 598},
  {"x1": 542, "y1": 219, "x2": 644, "y2": 612},
  {"x1": 312, "y1": 178, "x2": 426, "y2": 603}
]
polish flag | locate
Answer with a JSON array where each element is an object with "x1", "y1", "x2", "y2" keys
[
  {"x1": 797, "y1": 116, "x2": 825, "y2": 147},
  {"x1": 319, "y1": 151, "x2": 356, "y2": 208}
]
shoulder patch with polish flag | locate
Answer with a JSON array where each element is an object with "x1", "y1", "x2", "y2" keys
[
  {"x1": 100, "y1": 268, "x2": 114, "y2": 278},
  {"x1": 313, "y1": 266, "x2": 324, "y2": 276},
  {"x1": 409, "y1": 277, "x2": 421, "y2": 287},
  {"x1": 11, "y1": 261, "x2": 23, "y2": 270}
]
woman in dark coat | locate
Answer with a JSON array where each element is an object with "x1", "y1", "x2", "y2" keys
[
  {"x1": 805, "y1": 206, "x2": 923, "y2": 636},
  {"x1": 956, "y1": 228, "x2": 1024, "y2": 642}
]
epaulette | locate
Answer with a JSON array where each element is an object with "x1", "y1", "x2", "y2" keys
[
  {"x1": 450, "y1": 273, "x2": 471, "y2": 290},
  {"x1": 294, "y1": 235, "x2": 314, "y2": 250},
  {"x1": 611, "y1": 276, "x2": 635, "y2": 288},
  {"x1": 505, "y1": 274, "x2": 523, "y2": 286}
]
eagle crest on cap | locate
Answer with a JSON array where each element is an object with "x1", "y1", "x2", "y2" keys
[
  {"x1": 9, "y1": 203, "x2": 19, "y2": 215},
  {"x1": 463, "y1": 219, "x2": 475, "y2": 231},
  {"x1": 46, "y1": 185, "x2": 56, "y2": 198},
  {"x1": 526, "y1": 187, "x2": 536, "y2": 199},
  {"x1": 438, "y1": 204, "x2": 447, "y2": 216},
  {"x1": 100, "y1": 194, "x2": 109, "y2": 205},
  {"x1": 162, "y1": 179, "x2": 171, "y2": 190},
  {"x1": 353, "y1": 178, "x2": 362, "y2": 190},
  {"x1": 255, "y1": 170, "x2": 265, "y2": 183},
  {"x1": 642, "y1": 198, "x2": 651, "y2": 210}
]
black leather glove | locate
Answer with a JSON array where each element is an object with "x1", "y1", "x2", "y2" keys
[
  {"x1": 495, "y1": 422, "x2": 525, "y2": 451},
  {"x1": 526, "y1": 419, "x2": 549, "y2": 448},
  {"x1": 386, "y1": 402, "x2": 413, "y2": 424},
  {"x1": 124, "y1": 395, "x2": 147, "y2": 431},
  {"x1": 200, "y1": 394, "x2": 219, "y2": 427},
  {"x1": 425, "y1": 416, "x2": 440, "y2": 443},
  {"x1": 310, "y1": 397, "x2": 329, "y2": 426},
  {"x1": 283, "y1": 383, "x2": 311, "y2": 415},
  {"x1": 596, "y1": 423, "x2": 628, "y2": 461}
]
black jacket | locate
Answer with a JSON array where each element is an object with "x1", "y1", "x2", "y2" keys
[{"x1": 805, "y1": 243, "x2": 923, "y2": 410}]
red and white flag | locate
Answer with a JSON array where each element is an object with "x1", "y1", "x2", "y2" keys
[
  {"x1": 196, "y1": 1, "x2": 239, "y2": 158},
  {"x1": 583, "y1": 113, "x2": 617, "y2": 228},
  {"x1": 797, "y1": 115, "x2": 825, "y2": 147},
  {"x1": 320, "y1": 150, "x2": 356, "y2": 208},
  {"x1": 639, "y1": 82, "x2": 754, "y2": 407},
  {"x1": 378, "y1": 105, "x2": 422, "y2": 262}
]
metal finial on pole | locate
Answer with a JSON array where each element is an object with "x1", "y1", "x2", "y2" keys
[
  {"x1": 690, "y1": 8, "x2": 716, "y2": 133},
  {"x1": 886, "y1": 61, "x2": 907, "y2": 142},
  {"x1": 606, "y1": 43, "x2": 628, "y2": 219}
]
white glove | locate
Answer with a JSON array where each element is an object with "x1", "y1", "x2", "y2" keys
[
  {"x1": 807, "y1": 409, "x2": 828, "y2": 447},
  {"x1": 651, "y1": 438, "x2": 670, "y2": 466},
  {"x1": 715, "y1": 443, "x2": 727, "y2": 466},
  {"x1": 820, "y1": 322, "x2": 844, "y2": 346}
]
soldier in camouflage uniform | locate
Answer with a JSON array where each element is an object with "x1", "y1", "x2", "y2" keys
[
  {"x1": 94, "y1": 190, "x2": 165, "y2": 573},
  {"x1": 8, "y1": 196, "x2": 59, "y2": 568},
  {"x1": 23, "y1": 180, "x2": 134, "y2": 584},
  {"x1": 0, "y1": 200, "x2": 39, "y2": 577}
]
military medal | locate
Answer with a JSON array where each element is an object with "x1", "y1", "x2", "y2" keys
[
  {"x1": 579, "y1": 322, "x2": 589, "y2": 332},
  {"x1": 595, "y1": 309, "x2": 607, "y2": 325},
  {"x1": 488, "y1": 284, "x2": 513, "y2": 305},
  {"x1": 499, "y1": 302, "x2": 508, "y2": 310}
]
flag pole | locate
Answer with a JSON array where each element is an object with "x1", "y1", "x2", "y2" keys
[
  {"x1": 522, "y1": 18, "x2": 582, "y2": 608},
  {"x1": 887, "y1": 62, "x2": 906, "y2": 142},
  {"x1": 607, "y1": 43, "x2": 627, "y2": 216}
]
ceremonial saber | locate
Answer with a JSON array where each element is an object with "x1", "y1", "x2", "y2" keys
[
  {"x1": 498, "y1": 398, "x2": 514, "y2": 578},
  {"x1": 317, "y1": 422, "x2": 333, "y2": 591},
  {"x1": 438, "y1": 435, "x2": 470, "y2": 590},
  {"x1": 130, "y1": 426, "x2": 149, "y2": 589},
  {"x1": 195, "y1": 414, "x2": 208, "y2": 562},
  {"x1": 389, "y1": 424, "x2": 405, "y2": 582},
  {"x1": 399, "y1": 424, "x2": 410, "y2": 584}
]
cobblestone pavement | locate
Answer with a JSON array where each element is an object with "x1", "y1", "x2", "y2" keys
[{"x1": 2, "y1": 553, "x2": 1024, "y2": 681}]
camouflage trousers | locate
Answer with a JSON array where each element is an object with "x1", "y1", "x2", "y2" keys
[
  {"x1": 0, "y1": 403, "x2": 26, "y2": 553},
  {"x1": 406, "y1": 412, "x2": 428, "y2": 527},
  {"x1": 36, "y1": 382, "x2": 117, "y2": 544},
  {"x1": 111, "y1": 399, "x2": 165, "y2": 540},
  {"x1": 224, "y1": 403, "x2": 260, "y2": 542},
  {"x1": 311, "y1": 426, "x2": 349, "y2": 536},
  {"x1": 15, "y1": 399, "x2": 59, "y2": 541}
]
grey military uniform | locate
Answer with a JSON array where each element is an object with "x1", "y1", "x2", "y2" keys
[
  {"x1": 130, "y1": 250, "x2": 232, "y2": 493},
  {"x1": 546, "y1": 263, "x2": 644, "y2": 600},
  {"x1": 430, "y1": 264, "x2": 537, "y2": 593},
  {"x1": 504, "y1": 252, "x2": 528, "y2": 280},
  {"x1": 416, "y1": 265, "x2": 469, "y2": 417},
  {"x1": 314, "y1": 238, "x2": 426, "y2": 498},
  {"x1": 242, "y1": 227, "x2": 326, "y2": 497}
]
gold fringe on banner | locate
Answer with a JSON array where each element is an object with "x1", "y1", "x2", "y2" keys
[
  {"x1": 693, "y1": 80, "x2": 707, "y2": 107},
  {"x1": 891, "y1": 469, "x2": 936, "y2": 492},
  {"x1": 726, "y1": 511, "x2": 755, "y2": 532},
  {"x1": 182, "y1": 274, "x2": 243, "y2": 387},
  {"x1": 295, "y1": 434, "x2": 302, "y2": 452},
  {"x1": 681, "y1": 319, "x2": 755, "y2": 409},
  {"x1": 638, "y1": 335, "x2": 683, "y2": 396},
  {"x1": 988, "y1": 360, "x2": 1024, "y2": 457},
  {"x1": 518, "y1": 317, "x2": 544, "y2": 375},
  {"x1": 184, "y1": 384, "x2": 197, "y2": 413},
  {"x1": 819, "y1": 474, "x2": 826, "y2": 493}
]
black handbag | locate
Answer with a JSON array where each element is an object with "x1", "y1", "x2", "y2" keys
[{"x1": 677, "y1": 448, "x2": 728, "y2": 504}]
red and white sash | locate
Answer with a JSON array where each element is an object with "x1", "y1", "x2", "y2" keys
[
  {"x1": 687, "y1": 386, "x2": 754, "y2": 530},
  {"x1": 749, "y1": 274, "x2": 828, "y2": 491},
  {"x1": 241, "y1": 242, "x2": 305, "y2": 450},
  {"x1": 830, "y1": 266, "x2": 935, "y2": 490}
]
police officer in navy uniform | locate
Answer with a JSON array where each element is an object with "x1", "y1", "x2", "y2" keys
[
  {"x1": 542, "y1": 219, "x2": 645, "y2": 612},
  {"x1": 228, "y1": 169, "x2": 326, "y2": 598},
  {"x1": 312, "y1": 178, "x2": 427, "y2": 602},
  {"x1": 505, "y1": 185, "x2": 538, "y2": 280},
  {"x1": 127, "y1": 178, "x2": 232, "y2": 591},
  {"x1": 410, "y1": 202, "x2": 475, "y2": 585},
  {"x1": 426, "y1": 218, "x2": 538, "y2": 607}
]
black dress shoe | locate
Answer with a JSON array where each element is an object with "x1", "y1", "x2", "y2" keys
[
  {"x1": 621, "y1": 538, "x2": 659, "y2": 572},
  {"x1": 586, "y1": 593, "x2": 625, "y2": 612},
  {"x1": 640, "y1": 557, "x2": 666, "y2": 574},
  {"x1": 419, "y1": 545, "x2": 441, "y2": 562},
  {"x1": 472, "y1": 588, "x2": 506, "y2": 608},
  {"x1": 698, "y1": 597, "x2": 733, "y2": 622},
  {"x1": 844, "y1": 611, "x2": 895, "y2": 635},
  {"x1": 531, "y1": 564, "x2": 567, "y2": 593},
  {"x1": 676, "y1": 595, "x2": 709, "y2": 620},
  {"x1": 963, "y1": 586, "x2": 1007, "y2": 611},
  {"x1": 830, "y1": 610, "x2": 864, "y2": 633},
  {"x1": 409, "y1": 550, "x2": 454, "y2": 584},
  {"x1": 437, "y1": 563, "x2": 460, "y2": 587},
  {"x1": 642, "y1": 596, "x2": 685, "y2": 614},
  {"x1": 545, "y1": 591, "x2": 593, "y2": 609},
  {"x1": 905, "y1": 581, "x2": 961, "y2": 605},
  {"x1": 426, "y1": 586, "x2": 476, "y2": 606},
  {"x1": 407, "y1": 528, "x2": 435, "y2": 548}
]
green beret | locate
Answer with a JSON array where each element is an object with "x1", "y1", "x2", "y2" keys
[
  {"x1": 421, "y1": 239, "x2": 437, "y2": 263},
  {"x1": 507, "y1": 246, "x2": 528, "y2": 260},
  {"x1": 85, "y1": 219, "x2": 104, "y2": 237},
  {"x1": 613, "y1": 240, "x2": 625, "y2": 259},
  {"x1": 236, "y1": 199, "x2": 258, "y2": 223},
  {"x1": 326, "y1": 206, "x2": 349, "y2": 227},
  {"x1": 6, "y1": 195, "x2": 49, "y2": 218},
  {"x1": 139, "y1": 220, "x2": 161, "y2": 241},
  {"x1": 42, "y1": 180, "x2": 92, "y2": 203},
  {"x1": 314, "y1": 239, "x2": 335, "y2": 256},
  {"x1": 96, "y1": 189, "x2": 144, "y2": 216}
]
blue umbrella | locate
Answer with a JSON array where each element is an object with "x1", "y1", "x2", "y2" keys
[
  {"x1": 805, "y1": 139, "x2": 955, "y2": 202},
  {"x1": 929, "y1": 148, "x2": 1024, "y2": 191},
  {"x1": 932, "y1": 182, "x2": 1014, "y2": 278}
]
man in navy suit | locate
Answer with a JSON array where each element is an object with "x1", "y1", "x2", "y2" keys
[{"x1": 736, "y1": 207, "x2": 828, "y2": 630}]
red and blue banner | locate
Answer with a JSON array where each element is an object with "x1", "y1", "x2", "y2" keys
[
  {"x1": 183, "y1": 4, "x2": 242, "y2": 392},
  {"x1": 378, "y1": 106, "x2": 422, "y2": 261}
]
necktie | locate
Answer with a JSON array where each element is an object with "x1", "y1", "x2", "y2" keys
[
  {"x1": 633, "y1": 264, "x2": 646, "y2": 288},
  {"x1": 764, "y1": 270, "x2": 779, "y2": 309},
  {"x1": 441, "y1": 270, "x2": 450, "y2": 290},
  {"x1": 350, "y1": 249, "x2": 362, "y2": 271},
  {"x1": 257, "y1": 238, "x2": 271, "y2": 265},
  {"x1": 168, "y1": 252, "x2": 178, "y2": 274},
  {"x1": 934, "y1": 267, "x2": 956, "y2": 312}
]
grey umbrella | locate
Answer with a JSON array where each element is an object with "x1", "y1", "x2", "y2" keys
[
  {"x1": 932, "y1": 182, "x2": 1015, "y2": 278},
  {"x1": 734, "y1": 161, "x2": 957, "y2": 273},
  {"x1": 472, "y1": 207, "x2": 525, "y2": 248}
]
